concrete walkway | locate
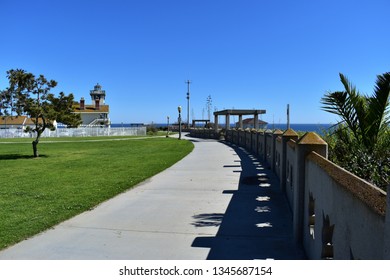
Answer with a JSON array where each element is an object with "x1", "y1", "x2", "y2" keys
[{"x1": 0, "y1": 135, "x2": 305, "y2": 260}]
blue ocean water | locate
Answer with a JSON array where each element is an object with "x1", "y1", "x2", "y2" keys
[
  {"x1": 269, "y1": 123, "x2": 333, "y2": 134},
  {"x1": 111, "y1": 123, "x2": 145, "y2": 128}
]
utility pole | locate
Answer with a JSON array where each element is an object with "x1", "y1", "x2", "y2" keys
[
  {"x1": 178, "y1": 106, "x2": 182, "y2": 140},
  {"x1": 186, "y1": 80, "x2": 191, "y2": 128},
  {"x1": 287, "y1": 104, "x2": 290, "y2": 129},
  {"x1": 206, "y1": 95, "x2": 212, "y2": 121}
]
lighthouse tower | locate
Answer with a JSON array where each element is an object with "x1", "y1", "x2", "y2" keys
[{"x1": 90, "y1": 83, "x2": 106, "y2": 105}]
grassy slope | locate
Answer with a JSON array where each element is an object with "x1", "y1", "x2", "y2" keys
[{"x1": 0, "y1": 137, "x2": 194, "y2": 249}]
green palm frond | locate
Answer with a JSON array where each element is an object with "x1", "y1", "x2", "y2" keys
[
  {"x1": 367, "y1": 72, "x2": 390, "y2": 142},
  {"x1": 321, "y1": 72, "x2": 390, "y2": 152},
  {"x1": 339, "y1": 73, "x2": 367, "y2": 140},
  {"x1": 321, "y1": 74, "x2": 361, "y2": 142}
]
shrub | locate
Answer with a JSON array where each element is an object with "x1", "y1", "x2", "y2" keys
[
  {"x1": 322, "y1": 125, "x2": 389, "y2": 190},
  {"x1": 147, "y1": 125, "x2": 158, "y2": 135}
]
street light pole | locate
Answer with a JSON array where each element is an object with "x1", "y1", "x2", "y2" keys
[
  {"x1": 178, "y1": 106, "x2": 182, "y2": 140},
  {"x1": 166, "y1": 116, "x2": 170, "y2": 138},
  {"x1": 186, "y1": 80, "x2": 191, "y2": 128}
]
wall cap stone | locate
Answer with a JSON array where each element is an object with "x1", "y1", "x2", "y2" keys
[
  {"x1": 298, "y1": 132, "x2": 327, "y2": 145},
  {"x1": 274, "y1": 129, "x2": 284, "y2": 135},
  {"x1": 307, "y1": 151, "x2": 387, "y2": 217},
  {"x1": 283, "y1": 128, "x2": 299, "y2": 137}
]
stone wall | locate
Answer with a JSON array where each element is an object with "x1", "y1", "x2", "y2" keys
[
  {"x1": 190, "y1": 128, "x2": 390, "y2": 259},
  {"x1": 304, "y1": 153, "x2": 386, "y2": 259}
]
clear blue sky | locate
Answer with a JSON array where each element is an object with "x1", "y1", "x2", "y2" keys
[{"x1": 1, "y1": 0, "x2": 389, "y2": 125}]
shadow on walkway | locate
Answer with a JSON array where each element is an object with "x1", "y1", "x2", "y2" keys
[{"x1": 191, "y1": 141, "x2": 306, "y2": 260}]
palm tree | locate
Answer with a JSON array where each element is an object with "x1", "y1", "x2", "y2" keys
[{"x1": 321, "y1": 72, "x2": 390, "y2": 152}]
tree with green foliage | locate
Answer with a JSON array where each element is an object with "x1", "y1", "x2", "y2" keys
[
  {"x1": 321, "y1": 72, "x2": 390, "y2": 189},
  {"x1": 0, "y1": 89, "x2": 12, "y2": 117},
  {"x1": 4, "y1": 69, "x2": 81, "y2": 157},
  {"x1": 321, "y1": 72, "x2": 390, "y2": 152}
]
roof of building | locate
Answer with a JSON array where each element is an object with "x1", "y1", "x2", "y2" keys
[
  {"x1": 0, "y1": 116, "x2": 27, "y2": 125},
  {"x1": 0, "y1": 116, "x2": 44, "y2": 125},
  {"x1": 73, "y1": 104, "x2": 109, "y2": 113},
  {"x1": 214, "y1": 109, "x2": 266, "y2": 116}
]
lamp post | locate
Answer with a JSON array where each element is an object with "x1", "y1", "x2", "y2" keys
[
  {"x1": 186, "y1": 92, "x2": 190, "y2": 128},
  {"x1": 178, "y1": 106, "x2": 182, "y2": 140},
  {"x1": 186, "y1": 80, "x2": 191, "y2": 128},
  {"x1": 166, "y1": 116, "x2": 170, "y2": 138}
]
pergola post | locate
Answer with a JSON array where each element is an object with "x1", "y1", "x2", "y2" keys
[
  {"x1": 239, "y1": 115, "x2": 243, "y2": 129},
  {"x1": 214, "y1": 114, "x2": 219, "y2": 132},
  {"x1": 226, "y1": 114, "x2": 231, "y2": 130},
  {"x1": 254, "y1": 113, "x2": 259, "y2": 130}
]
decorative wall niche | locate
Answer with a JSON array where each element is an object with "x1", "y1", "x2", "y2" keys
[{"x1": 321, "y1": 213, "x2": 335, "y2": 259}]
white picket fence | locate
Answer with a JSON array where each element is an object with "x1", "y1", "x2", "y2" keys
[{"x1": 0, "y1": 126, "x2": 146, "y2": 138}]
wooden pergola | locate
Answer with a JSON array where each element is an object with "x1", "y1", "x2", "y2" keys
[
  {"x1": 192, "y1": 119, "x2": 210, "y2": 128},
  {"x1": 214, "y1": 109, "x2": 266, "y2": 131}
]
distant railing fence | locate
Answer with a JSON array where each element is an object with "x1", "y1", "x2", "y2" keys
[{"x1": 0, "y1": 126, "x2": 146, "y2": 138}]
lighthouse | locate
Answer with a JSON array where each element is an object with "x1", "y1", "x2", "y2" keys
[
  {"x1": 90, "y1": 83, "x2": 106, "y2": 106},
  {"x1": 74, "y1": 83, "x2": 110, "y2": 126}
]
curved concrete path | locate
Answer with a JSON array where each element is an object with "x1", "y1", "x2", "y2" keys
[{"x1": 0, "y1": 135, "x2": 305, "y2": 260}]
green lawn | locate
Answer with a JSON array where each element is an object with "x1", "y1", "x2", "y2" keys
[{"x1": 0, "y1": 137, "x2": 194, "y2": 249}]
